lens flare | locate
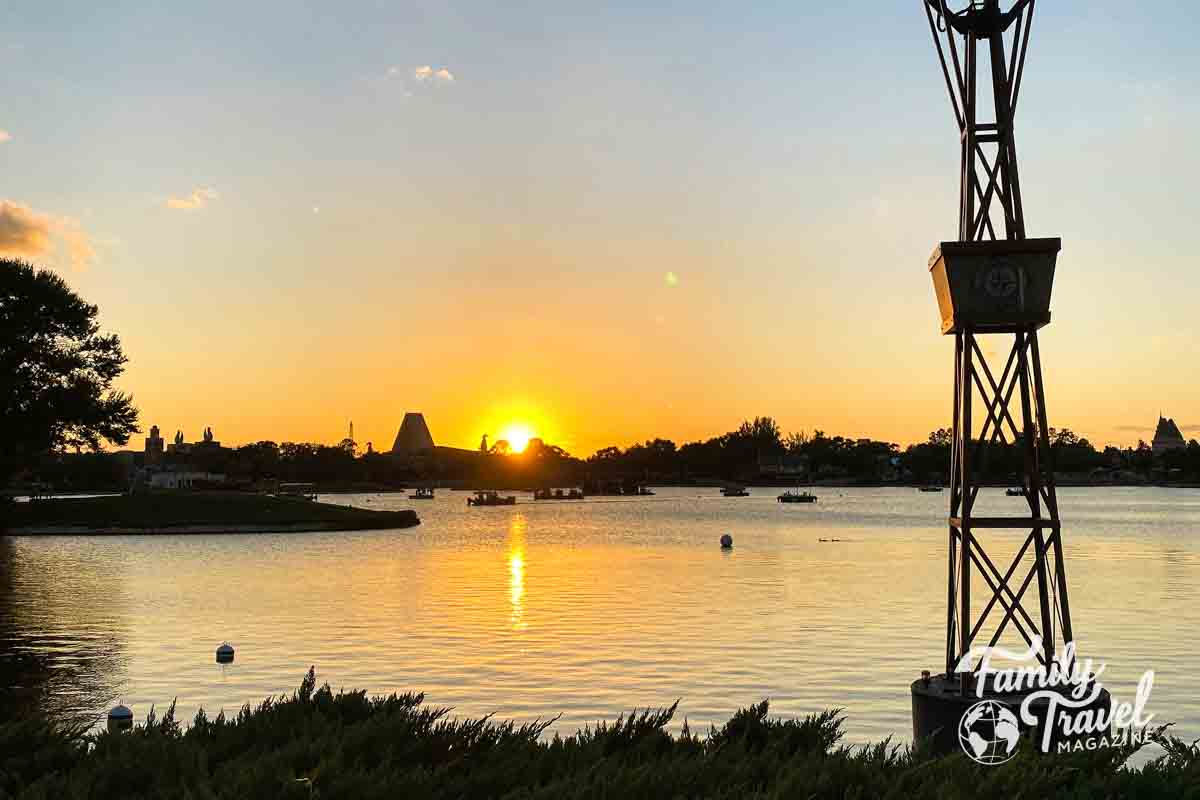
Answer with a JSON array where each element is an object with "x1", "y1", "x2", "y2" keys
[{"x1": 500, "y1": 424, "x2": 534, "y2": 453}]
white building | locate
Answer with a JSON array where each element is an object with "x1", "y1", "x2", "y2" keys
[{"x1": 148, "y1": 471, "x2": 226, "y2": 490}]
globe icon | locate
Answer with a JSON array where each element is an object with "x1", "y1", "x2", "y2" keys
[{"x1": 958, "y1": 700, "x2": 1021, "y2": 765}]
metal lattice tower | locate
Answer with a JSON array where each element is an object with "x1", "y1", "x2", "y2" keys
[{"x1": 922, "y1": 0, "x2": 1073, "y2": 680}]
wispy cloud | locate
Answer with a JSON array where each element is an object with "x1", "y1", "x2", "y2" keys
[
  {"x1": 411, "y1": 65, "x2": 454, "y2": 83},
  {"x1": 165, "y1": 187, "x2": 218, "y2": 210},
  {"x1": 0, "y1": 130, "x2": 11, "y2": 143},
  {"x1": 60, "y1": 222, "x2": 95, "y2": 272},
  {"x1": 0, "y1": 202, "x2": 51, "y2": 256},
  {"x1": 0, "y1": 200, "x2": 95, "y2": 271},
  {"x1": 378, "y1": 64, "x2": 455, "y2": 96}
]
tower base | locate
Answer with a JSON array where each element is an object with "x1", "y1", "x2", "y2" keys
[{"x1": 911, "y1": 672, "x2": 1112, "y2": 757}]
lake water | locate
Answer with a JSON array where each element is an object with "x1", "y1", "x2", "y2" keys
[{"x1": 2, "y1": 487, "x2": 1197, "y2": 752}]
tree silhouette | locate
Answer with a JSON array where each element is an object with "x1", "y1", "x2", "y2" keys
[{"x1": 0, "y1": 260, "x2": 138, "y2": 483}]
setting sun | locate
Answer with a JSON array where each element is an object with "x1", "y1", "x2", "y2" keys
[{"x1": 500, "y1": 424, "x2": 535, "y2": 453}]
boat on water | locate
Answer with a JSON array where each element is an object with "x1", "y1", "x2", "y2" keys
[
  {"x1": 411, "y1": 487, "x2": 435, "y2": 500},
  {"x1": 918, "y1": 485, "x2": 944, "y2": 493},
  {"x1": 533, "y1": 488, "x2": 585, "y2": 500},
  {"x1": 468, "y1": 490, "x2": 517, "y2": 507},
  {"x1": 580, "y1": 479, "x2": 655, "y2": 496},
  {"x1": 1006, "y1": 487, "x2": 1027, "y2": 497},
  {"x1": 721, "y1": 486, "x2": 750, "y2": 497},
  {"x1": 778, "y1": 490, "x2": 817, "y2": 504},
  {"x1": 277, "y1": 482, "x2": 317, "y2": 501}
]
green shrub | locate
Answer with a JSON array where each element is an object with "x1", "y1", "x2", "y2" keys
[{"x1": 1, "y1": 669, "x2": 1195, "y2": 799}]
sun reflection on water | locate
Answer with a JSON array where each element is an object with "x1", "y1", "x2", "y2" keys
[{"x1": 508, "y1": 514, "x2": 527, "y2": 631}]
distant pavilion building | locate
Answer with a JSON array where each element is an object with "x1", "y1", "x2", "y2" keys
[
  {"x1": 391, "y1": 413, "x2": 435, "y2": 456},
  {"x1": 387, "y1": 413, "x2": 482, "y2": 478},
  {"x1": 144, "y1": 425, "x2": 164, "y2": 467},
  {"x1": 1152, "y1": 415, "x2": 1186, "y2": 454},
  {"x1": 137, "y1": 423, "x2": 229, "y2": 491},
  {"x1": 166, "y1": 426, "x2": 222, "y2": 457},
  {"x1": 148, "y1": 471, "x2": 226, "y2": 490},
  {"x1": 144, "y1": 425, "x2": 228, "y2": 467}
]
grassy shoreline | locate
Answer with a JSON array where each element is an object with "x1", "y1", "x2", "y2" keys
[
  {"x1": 2, "y1": 491, "x2": 420, "y2": 534},
  {"x1": 3, "y1": 669, "x2": 1196, "y2": 798}
]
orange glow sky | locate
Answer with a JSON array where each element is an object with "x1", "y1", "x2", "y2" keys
[{"x1": 2, "y1": 2, "x2": 1196, "y2": 455}]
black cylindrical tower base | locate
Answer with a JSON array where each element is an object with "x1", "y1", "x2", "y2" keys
[{"x1": 912, "y1": 672, "x2": 1112, "y2": 757}]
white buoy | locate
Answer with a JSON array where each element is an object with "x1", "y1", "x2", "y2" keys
[
  {"x1": 216, "y1": 642, "x2": 235, "y2": 664},
  {"x1": 720, "y1": 534, "x2": 733, "y2": 549},
  {"x1": 107, "y1": 703, "x2": 133, "y2": 733}
]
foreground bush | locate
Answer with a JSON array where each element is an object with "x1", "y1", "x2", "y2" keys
[{"x1": 1, "y1": 669, "x2": 1197, "y2": 799}]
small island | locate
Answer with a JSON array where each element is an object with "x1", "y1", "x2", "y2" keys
[{"x1": 3, "y1": 491, "x2": 420, "y2": 535}]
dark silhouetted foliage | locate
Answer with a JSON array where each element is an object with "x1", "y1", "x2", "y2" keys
[
  {"x1": 0, "y1": 670, "x2": 1193, "y2": 798},
  {"x1": 0, "y1": 259, "x2": 138, "y2": 483}
]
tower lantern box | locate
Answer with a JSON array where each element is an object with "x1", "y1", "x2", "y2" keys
[{"x1": 928, "y1": 237, "x2": 1060, "y2": 335}]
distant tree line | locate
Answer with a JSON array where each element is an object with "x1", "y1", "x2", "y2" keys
[
  {"x1": 15, "y1": 418, "x2": 1200, "y2": 493},
  {"x1": 584, "y1": 419, "x2": 1200, "y2": 486},
  {"x1": 586, "y1": 417, "x2": 902, "y2": 484}
]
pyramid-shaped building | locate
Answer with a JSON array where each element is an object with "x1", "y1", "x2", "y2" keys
[
  {"x1": 391, "y1": 412, "x2": 435, "y2": 456},
  {"x1": 1152, "y1": 416, "x2": 1186, "y2": 454}
]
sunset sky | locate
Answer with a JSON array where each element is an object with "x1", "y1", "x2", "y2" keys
[{"x1": 1, "y1": 1, "x2": 1195, "y2": 455}]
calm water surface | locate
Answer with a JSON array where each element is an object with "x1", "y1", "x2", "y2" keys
[{"x1": 2, "y1": 487, "x2": 1197, "y2": 750}]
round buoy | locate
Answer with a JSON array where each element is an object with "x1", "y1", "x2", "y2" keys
[
  {"x1": 107, "y1": 703, "x2": 133, "y2": 733},
  {"x1": 720, "y1": 534, "x2": 733, "y2": 549},
  {"x1": 215, "y1": 642, "x2": 235, "y2": 664}
]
